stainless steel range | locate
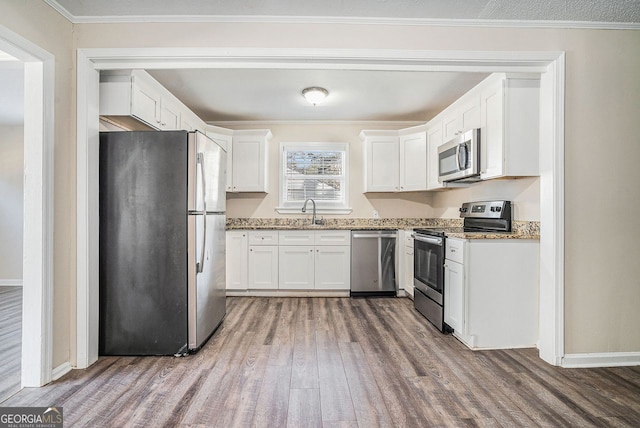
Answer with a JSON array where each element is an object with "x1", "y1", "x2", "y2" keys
[{"x1": 412, "y1": 200, "x2": 512, "y2": 332}]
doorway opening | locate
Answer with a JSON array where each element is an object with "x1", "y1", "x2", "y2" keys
[
  {"x1": 0, "y1": 24, "x2": 55, "y2": 391},
  {"x1": 76, "y1": 48, "x2": 564, "y2": 369},
  {"x1": 0, "y1": 50, "x2": 24, "y2": 401}
]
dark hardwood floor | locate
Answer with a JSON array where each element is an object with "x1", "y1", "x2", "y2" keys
[
  {"x1": 2, "y1": 297, "x2": 639, "y2": 427},
  {"x1": 0, "y1": 286, "x2": 22, "y2": 403}
]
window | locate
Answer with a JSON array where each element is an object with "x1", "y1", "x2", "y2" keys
[{"x1": 278, "y1": 142, "x2": 351, "y2": 214}]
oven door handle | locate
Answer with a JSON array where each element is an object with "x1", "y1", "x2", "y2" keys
[{"x1": 412, "y1": 234, "x2": 443, "y2": 246}]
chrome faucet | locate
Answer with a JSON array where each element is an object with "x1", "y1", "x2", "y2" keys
[{"x1": 302, "y1": 198, "x2": 324, "y2": 225}]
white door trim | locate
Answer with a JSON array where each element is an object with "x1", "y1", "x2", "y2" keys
[
  {"x1": 76, "y1": 48, "x2": 564, "y2": 367},
  {"x1": 0, "y1": 25, "x2": 55, "y2": 387}
]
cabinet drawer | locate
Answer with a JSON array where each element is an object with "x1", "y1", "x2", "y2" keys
[
  {"x1": 279, "y1": 230, "x2": 315, "y2": 246},
  {"x1": 248, "y1": 230, "x2": 279, "y2": 246},
  {"x1": 445, "y1": 238, "x2": 465, "y2": 264},
  {"x1": 315, "y1": 230, "x2": 351, "y2": 246}
]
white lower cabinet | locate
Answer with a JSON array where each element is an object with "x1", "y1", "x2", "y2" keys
[
  {"x1": 444, "y1": 237, "x2": 539, "y2": 350},
  {"x1": 443, "y1": 259, "x2": 464, "y2": 332},
  {"x1": 226, "y1": 231, "x2": 248, "y2": 290},
  {"x1": 398, "y1": 230, "x2": 414, "y2": 297},
  {"x1": 279, "y1": 245, "x2": 315, "y2": 289},
  {"x1": 248, "y1": 245, "x2": 278, "y2": 289},
  {"x1": 228, "y1": 230, "x2": 350, "y2": 292},
  {"x1": 315, "y1": 246, "x2": 350, "y2": 290},
  {"x1": 279, "y1": 230, "x2": 350, "y2": 291}
]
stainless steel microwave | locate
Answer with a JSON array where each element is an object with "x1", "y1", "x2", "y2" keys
[{"x1": 437, "y1": 128, "x2": 481, "y2": 183}]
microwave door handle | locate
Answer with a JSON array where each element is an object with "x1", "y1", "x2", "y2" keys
[
  {"x1": 457, "y1": 144, "x2": 468, "y2": 171},
  {"x1": 455, "y1": 144, "x2": 463, "y2": 171}
]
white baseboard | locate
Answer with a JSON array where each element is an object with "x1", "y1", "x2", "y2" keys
[
  {"x1": 562, "y1": 352, "x2": 640, "y2": 368},
  {"x1": 0, "y1": 279, "x2": 23, "y2": 286},
  {"x1": 52, "y1": 362, "x2": 72, "y2": 381}
]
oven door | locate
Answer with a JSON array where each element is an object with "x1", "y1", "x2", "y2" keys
[{"x1": 413, "y1": 234, "x2": 444, "y2": 304}]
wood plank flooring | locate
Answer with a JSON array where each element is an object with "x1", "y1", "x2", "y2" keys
[
  {"x1": 2, "y1": 296, "x2": 640, "y2": 427},
  {"x1": 0, "y1": 286, "x2": 22, "y2": 403}
]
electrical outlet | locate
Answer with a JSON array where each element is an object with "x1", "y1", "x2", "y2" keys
[{"x1": 372, "y1": 210, "x2": 379, "y2": 218}]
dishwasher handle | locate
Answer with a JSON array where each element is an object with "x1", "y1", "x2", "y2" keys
[{"x1": 352, "y1": 231, "x2": 397, "y2": 239}]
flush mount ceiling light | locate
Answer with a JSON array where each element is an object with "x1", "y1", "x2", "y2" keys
[{"x1": 301, "y1": 86, "x2": 329, "y2": 105}]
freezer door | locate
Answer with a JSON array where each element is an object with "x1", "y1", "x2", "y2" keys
[
  {"x1": 188, "y1": 213, "x2": 226, "y2": 350},
  {"x1": 188, "y1": 132, "x2": 226, "y2": 213}
]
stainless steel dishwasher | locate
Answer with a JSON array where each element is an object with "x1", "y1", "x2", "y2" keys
[{"x1": 350, "y1": 230, "x2": 397, "y2": 297}]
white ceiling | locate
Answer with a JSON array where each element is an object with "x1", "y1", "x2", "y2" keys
[
  {"x1": 147, "y1": 68, "x2": 490, "y2": 123},
  {"x1": 47, "y1": 0, "x2": 640, "y2": 24}
]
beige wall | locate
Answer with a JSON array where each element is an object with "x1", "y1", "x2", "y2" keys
[
  {"x1": 0, "y1": 124, "x2": 24, "y2": 281},
  {"x1": 0, "y1": 0, "x2": 74, "y2": 367},
  {"x1": 431, "y1": 178, "x2": 540, "y2": 220},
  {"x1": 71, "y1": 22, "x2": 640, "y2": 354},
  {"x1": 1, "y1": 3, "x2": 637, "y2": 370}
]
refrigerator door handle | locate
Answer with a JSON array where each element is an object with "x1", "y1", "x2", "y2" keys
[{"x1": 196, "y1": 153, "x2": 207, "y2": 273}]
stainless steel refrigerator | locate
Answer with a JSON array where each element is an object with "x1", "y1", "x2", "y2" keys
[{"x1": 99, "y1": 130, "x2": 226, "y2": 356}]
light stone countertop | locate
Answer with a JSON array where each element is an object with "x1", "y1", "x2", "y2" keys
[{"x1": 226, "y1": 218, "x2": 540, "y2": 240}]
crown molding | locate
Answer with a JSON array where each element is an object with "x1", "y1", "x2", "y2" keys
[
  {"x1": 43, "y1": 1, "x2": 640, "y2": 30},
  {"x1": 43, "y1": 0, "x2": 76, "y2": 23}
]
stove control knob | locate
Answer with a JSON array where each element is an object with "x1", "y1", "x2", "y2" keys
[
  {"x1": 459, "y1": 207, "x2": 468, "y2": 213},
  {"x1": 495, "y1": 206, "x2": 502, "y2": 212},
  {"x1": 490, "y1": 207, "x2": 496, "y2": 212}
]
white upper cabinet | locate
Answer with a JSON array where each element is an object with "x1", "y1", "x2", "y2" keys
[
  {"x1": 480, "y1": 74, "x2": 541, "y2": 180},
  {"x1": 129, "y1": 72, "x2": 162, "y2": 128},
  {"x1": 361, "y1": 131, "x2": 399, "y2": 192},
  {"x1": 204, "y1": 126, "x2": 234, "y2": 191},
  {"x1": 425, "y1": 72, "x2": 540, "y2": 186},
  {"x1": 230, "y1": 129, "x2": 272, "y2": 193},
  {"x1": 442, "y1": 95, "x2": 481, "y2": 142},
  {"x1": 158, "y1": 97, "x2": 181, "y2": 130},
  {"x1": 361, "y1": 125, "x2": 427, "y2": 193},
  {"x1": 100, "y1": 69, "x2": 212, "y2": 133},
  {"x1": 399, "y1": 127, "x2": 428, "y2": 191},
  {"x1": 426, "y1": 121, "x2": 444, "y2": 190}
]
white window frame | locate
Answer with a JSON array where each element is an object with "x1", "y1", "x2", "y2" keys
[{"x1": 277, "y1": 142, "x2": 352, "y2": 214}]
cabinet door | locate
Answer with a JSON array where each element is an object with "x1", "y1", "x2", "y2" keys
[
  {"x1": 226, "y1": 231, "x2": 248, "y2": 290},
  {"x1": 399, "y1": 132, "x2": 427, "y2": 191},
  {"x1": 206, "y1": 132, "x2": 233, "y2": 191},
  {"x1": 426, "y1": 121, "x2": 444, "y2": 190},
  {"x1": 480, "y1": 81, "x2": 505, "y2": 179},
  {"x1": 159, "y1": 98, "x2": 181, "y2": 130},
  {"x1": 131, "y1": 75, "x2": 161, "y2": 128},
  {"x1": 364, "y1": 135, "x2": 399, "y2": 192},
  {"x1": 232, "y1": 136, "x2": 267, "y2": 192},
  {"x1": 442, "y1": 96, "x2": 481, "y2": 142},
  {"x1": 279, "y1": 246, "x2": 315, "y2": 289},
  {"x1": 315, "y1": 246, "x2": 350, "y2": 290},
  {"x1": 460, "y1": 95, "x2": 481, "y2": 133},
  {"x1": 403, "y1": 244, "x2": 414, "y2": 297},
  {"x1": 444, "y1": 260, "x2": 464, "y2": 333},
  {"x1": 248, "y1": 245, "x2": 278, "y2": 289},
  {"x1": 442, "y1": 110, "x2": 461, "y2": 143}
]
